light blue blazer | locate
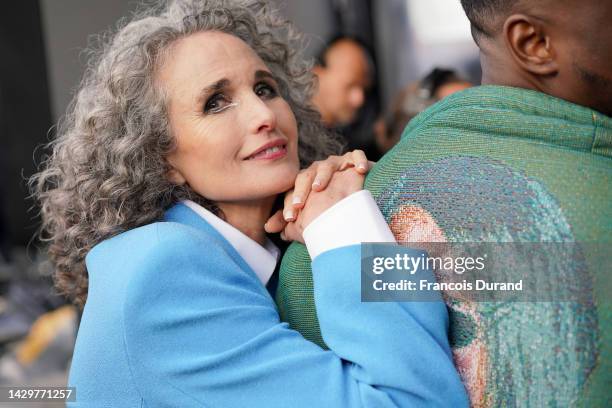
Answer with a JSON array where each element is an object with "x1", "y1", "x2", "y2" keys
[{"x1": 68, "y1": 203, "x2": 467, "y2": 407}]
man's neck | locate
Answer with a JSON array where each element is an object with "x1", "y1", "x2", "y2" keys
[{"x1": 480, "y1": 57, "x2": 544, "y2": 93}]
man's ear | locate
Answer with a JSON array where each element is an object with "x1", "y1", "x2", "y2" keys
[{"x1": 504, "y1": 14, "x2": 559, "y2": 76}]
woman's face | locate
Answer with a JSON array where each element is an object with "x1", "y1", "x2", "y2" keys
[{"x1": 160, "y1": 31, "x2": 300, "y2": 204}]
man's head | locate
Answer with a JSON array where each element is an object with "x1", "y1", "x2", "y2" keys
[
  {"x1": 461, "y1": 0, "x2": 612, "y2": 116},
  {"x1": 312, "y1": 37, "x2": 372, "y2": 127}
]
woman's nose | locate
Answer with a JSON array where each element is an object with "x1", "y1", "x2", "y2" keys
[{"x1": 247, "y1": 95, "x2": 277, "y2": 134}]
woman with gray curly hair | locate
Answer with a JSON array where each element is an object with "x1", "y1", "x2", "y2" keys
[{"x1": 33, "y1": 0, "x2": 466, "y2": 406}]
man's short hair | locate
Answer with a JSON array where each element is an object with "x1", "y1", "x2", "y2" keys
[
  {"x1": 460, "y1": 0, "x2": 518, "y2": 39},
  {"x1": 314, "y1": 35, "x2": 371, "y2": 67}
]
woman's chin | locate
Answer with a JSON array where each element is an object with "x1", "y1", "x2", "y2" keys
[
  {"x1": 257, "y1": 162, "x2": 300, "y2": 192},
  {"x1": 266, "y1": 176, "x2": 298, "y2": 197},
  {"x1": 201, "y1": 163, "x2": 299, "y2": 203}
]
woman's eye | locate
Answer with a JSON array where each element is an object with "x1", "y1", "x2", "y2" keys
[
  {"x1": 204, "y1": 93, "x2": 231, "y2": 114},
  {"x1": 255, "y1": 82, "x2": 278, "y2": 99}
]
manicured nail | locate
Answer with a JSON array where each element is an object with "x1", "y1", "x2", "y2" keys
[
  {"x1": 284, "y1": 210, "x2": 294, "y2": 221},
  {"x1": 292, "y1": 196, "x2": 302, "y2": 205}
]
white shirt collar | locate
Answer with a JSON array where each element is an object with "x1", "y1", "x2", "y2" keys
[{"x1": 182, "y1": 200, "x2": 279, "y2": 285}]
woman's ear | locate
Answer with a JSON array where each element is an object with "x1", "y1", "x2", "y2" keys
[
  {"x1": 504, "y1": 14, "x2": 559, "y2": 76},
  {"x1": 166, "y1": 160, "x2": 186, "y2": 185}
]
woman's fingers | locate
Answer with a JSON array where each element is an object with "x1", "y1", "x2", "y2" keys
[
  {"x1": 291, "y1": 169, "x2": 315, "y2": 209},
  {"x1": 311, "y1": 160, "x2": 337, "y2": 192},
  {"x1": 281, "y1": 220, "x2": 304, "y2": 243},
  {"x1": 290, "y1": 151, "x2": 372, "y2": 213},
  {"x1": 271, "y1": 152, "x2": 372, "y2": 241},
  {"x1": 283, "y1": 191, "x2": 297, "y2": 222},
  {"x1": 335, "y1": 150, "x2": 368, "y2": 173},
  {"x1": 264, "y1": 209, "x2": 287, "y2": 234},
  {"x1": 294, "y1": 170, "x2": 365, "y2": 233},
  {"x1": 349, "y1": 150, "x2": 369, "y2": 174}
]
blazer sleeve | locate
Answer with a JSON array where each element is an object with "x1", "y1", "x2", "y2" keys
[{"x1": 122, "y1": 223, "x2": 468, "y2": 407}]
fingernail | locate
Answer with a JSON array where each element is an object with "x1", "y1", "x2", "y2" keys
[
  {"x1": 284, "y1": 210, "x2": 294, "y2": 221},
  {"x1": 312, "y1": 179, "x2": 321, "y2": 188},
  {"x1": 358, "y1": 163, "x2": 367, "y2": 171},
  {"x1": 292, "y1": 196, "x2": 302, "y2": 205}
]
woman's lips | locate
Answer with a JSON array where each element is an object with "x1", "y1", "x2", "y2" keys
[
  {"x1": 245, "y1": 138, "x2": 288, "y2": 160},
  {"x1": 246, "y1": 144, "x2": 287, "y2": 160}
]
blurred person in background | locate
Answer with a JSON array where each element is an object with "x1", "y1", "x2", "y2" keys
[
  {"x1": 311, "y1": 35, "x2": 385, "y2": 159},
  {"x1": 312, "y1": 36, "x2": 372, "y2": 130},
  {"x1": 374, "y1": 68, "x2": 472, "y2": 153}
]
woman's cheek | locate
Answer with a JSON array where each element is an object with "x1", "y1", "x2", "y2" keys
[{"x1": 282, "y1": 164, "x2": 300, "y2": 191}]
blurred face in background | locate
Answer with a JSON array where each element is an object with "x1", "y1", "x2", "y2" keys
[
  {"x1": 434, "y1": 80, "x2": 472, "y2": 99},
  {"x1": 374, "y1": 75, "x2": 473, "y2": 154},
  {"x1": 312, "y1": 39, "x2": 370, "y2": 127}
]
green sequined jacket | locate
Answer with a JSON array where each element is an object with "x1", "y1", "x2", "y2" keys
[{"x1": 277, "y1": 85, "x2": 611, "y2": 407}]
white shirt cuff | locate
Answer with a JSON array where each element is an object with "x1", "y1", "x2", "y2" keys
[{"x1": 303, "y1": 190, "x2": 396, "y2": 260}]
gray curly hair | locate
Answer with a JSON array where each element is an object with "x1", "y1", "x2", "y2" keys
[{"x1": 31, "y1": 0, "x2": 342, "y2": 307}]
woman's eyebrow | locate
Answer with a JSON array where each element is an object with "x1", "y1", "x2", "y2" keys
[
  {"x1": 197, "y1": 78, "x2": 230, "y2": 104},
  {"x1": 255, "y1": 70, "x2": 277, "y2": 83}
]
